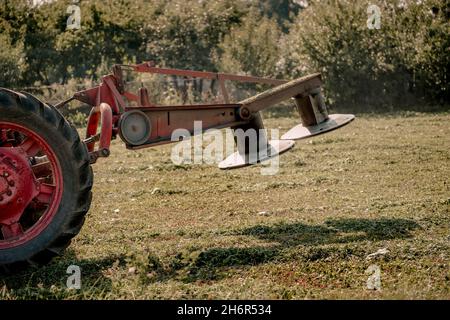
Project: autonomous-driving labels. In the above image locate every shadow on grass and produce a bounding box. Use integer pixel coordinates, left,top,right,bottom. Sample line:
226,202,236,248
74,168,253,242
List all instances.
179,218,420,282
0,250,127,298
0,218,422,289
240,218,420,246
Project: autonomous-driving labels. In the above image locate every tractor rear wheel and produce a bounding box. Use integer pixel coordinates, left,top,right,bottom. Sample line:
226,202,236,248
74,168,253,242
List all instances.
0,89,93,271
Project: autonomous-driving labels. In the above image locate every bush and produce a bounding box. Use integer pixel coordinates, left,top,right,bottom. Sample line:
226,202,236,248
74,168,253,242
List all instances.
0,34,25,87
144,0,246,70
0,0,247,87
282,0,449,111
213,13,287,102
214,13,283,78
1,0,447,113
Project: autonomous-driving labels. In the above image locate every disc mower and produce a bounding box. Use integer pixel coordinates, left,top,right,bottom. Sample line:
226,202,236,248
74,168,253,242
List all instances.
0,62,354,270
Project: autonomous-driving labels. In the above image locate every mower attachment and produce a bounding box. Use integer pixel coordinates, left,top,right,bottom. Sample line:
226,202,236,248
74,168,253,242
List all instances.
66,62,354,168
219,73,354,168
232,72,355,141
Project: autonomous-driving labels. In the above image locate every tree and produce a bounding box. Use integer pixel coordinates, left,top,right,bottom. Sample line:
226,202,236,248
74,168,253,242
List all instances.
282,0,449,110
214,13,283,78
0,34,25,87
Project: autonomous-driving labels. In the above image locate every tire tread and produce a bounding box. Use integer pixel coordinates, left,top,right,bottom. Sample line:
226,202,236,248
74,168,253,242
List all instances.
0,88,93,268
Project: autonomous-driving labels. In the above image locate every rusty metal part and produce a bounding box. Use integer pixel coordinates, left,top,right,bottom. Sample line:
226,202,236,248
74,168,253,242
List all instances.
239,107,251,120
121,62,287,106
83,133,101,145
294,94,318,127
138,87,152,107
123,104,244,148
238,73,322,114
129,62,287,86
112,64,125,94
86,103,113,163
282,85,355,140
310,88,329,122
88,148,111,164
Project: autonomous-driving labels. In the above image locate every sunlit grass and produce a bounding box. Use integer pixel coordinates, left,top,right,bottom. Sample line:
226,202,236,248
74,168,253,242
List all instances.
1,112,449,299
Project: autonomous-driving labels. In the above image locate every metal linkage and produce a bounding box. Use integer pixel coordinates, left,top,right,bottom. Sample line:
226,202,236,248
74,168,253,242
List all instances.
85,103,113,164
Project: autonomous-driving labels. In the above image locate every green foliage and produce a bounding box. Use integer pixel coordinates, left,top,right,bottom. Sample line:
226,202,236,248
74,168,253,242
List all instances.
26,0,151,84
282,0,449,110
406,0,450,104
0,0,247,86
0,0,29,44
214,14,283,78
65,110,87,127
0,0,28,87
250,0,304,28
0,0,447,111
145,0,246,70
0,34,24,87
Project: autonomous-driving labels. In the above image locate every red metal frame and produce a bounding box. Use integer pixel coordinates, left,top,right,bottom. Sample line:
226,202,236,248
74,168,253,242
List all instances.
69,61,291,161
73,61,287,109
65,61,325,163
85,103,113,162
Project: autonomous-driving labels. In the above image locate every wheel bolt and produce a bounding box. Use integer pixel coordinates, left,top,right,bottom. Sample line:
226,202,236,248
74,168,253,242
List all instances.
6,190,12,196
8,181,14,187
4,172,9,177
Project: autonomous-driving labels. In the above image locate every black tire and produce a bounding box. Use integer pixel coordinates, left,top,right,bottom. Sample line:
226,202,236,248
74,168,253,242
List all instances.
0,88,93,271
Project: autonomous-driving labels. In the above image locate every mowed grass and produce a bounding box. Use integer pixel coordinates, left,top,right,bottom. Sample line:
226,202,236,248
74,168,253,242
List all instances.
1,112,449,299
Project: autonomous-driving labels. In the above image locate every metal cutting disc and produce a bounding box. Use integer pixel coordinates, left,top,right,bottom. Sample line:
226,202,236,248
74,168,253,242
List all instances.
218,139,295,170
281,114,355,140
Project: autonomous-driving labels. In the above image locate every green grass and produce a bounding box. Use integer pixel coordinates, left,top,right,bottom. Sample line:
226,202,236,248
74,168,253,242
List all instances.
1,112,449,299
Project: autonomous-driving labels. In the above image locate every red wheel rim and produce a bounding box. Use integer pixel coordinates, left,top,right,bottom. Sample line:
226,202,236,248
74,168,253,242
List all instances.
0,122,63,249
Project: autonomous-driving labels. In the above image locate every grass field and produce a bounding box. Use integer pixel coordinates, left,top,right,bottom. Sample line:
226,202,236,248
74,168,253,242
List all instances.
1,112,449,299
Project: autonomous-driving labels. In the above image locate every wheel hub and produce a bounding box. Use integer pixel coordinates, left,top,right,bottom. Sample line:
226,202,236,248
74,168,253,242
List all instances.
0,147,39,224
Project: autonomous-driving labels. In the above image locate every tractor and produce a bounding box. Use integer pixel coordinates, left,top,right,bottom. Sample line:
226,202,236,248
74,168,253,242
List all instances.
0,62,354,270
